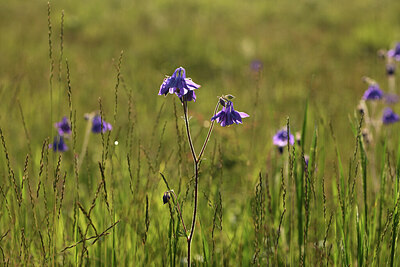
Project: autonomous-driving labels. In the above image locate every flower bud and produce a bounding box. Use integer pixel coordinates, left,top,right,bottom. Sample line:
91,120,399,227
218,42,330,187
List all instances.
163,192,171,204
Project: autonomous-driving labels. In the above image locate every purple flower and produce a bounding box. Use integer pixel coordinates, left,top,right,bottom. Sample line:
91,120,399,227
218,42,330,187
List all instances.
92,116,112,133
388,43,400,61
273,129,295,150
50,135,68,152
362,84,383,101
158,67,200,102
163,192,170,204
211,100,249,127
382,107,400,124
55,117,71,136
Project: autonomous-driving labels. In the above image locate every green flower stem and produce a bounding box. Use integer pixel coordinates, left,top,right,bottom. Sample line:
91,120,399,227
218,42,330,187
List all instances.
77,113,95,173
181,98,221,266
198,100,220,162
181,100,197,267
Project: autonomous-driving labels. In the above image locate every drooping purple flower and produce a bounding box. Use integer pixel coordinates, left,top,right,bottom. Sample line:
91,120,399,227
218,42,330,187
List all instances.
382,107,400,124
91,116,112,133
362,84,383,101
50,135,68,152
387,43,400,61
163,192,170,204
211,100,249,127
273,129,295,152
55,117,71,136
158,67,200,102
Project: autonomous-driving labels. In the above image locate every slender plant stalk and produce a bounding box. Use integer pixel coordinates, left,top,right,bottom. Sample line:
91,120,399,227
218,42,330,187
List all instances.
182,101,197,162
181,100,197,267
181,98,220,266
198,101,220,161
77,113,95,173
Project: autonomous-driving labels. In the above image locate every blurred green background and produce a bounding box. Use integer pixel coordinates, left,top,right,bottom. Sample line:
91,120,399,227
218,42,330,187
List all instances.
1,0,399,154
1,0,400,265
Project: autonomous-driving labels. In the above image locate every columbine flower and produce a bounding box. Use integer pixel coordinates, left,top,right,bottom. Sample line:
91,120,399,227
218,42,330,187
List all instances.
382,107,400,124
362,84,383,101
55,116,71,136
273,129,295,153
211,100,249,127
388,43,400,61
158,67,200,101
91,116,112,133
50,135,68,152
163,192,170,204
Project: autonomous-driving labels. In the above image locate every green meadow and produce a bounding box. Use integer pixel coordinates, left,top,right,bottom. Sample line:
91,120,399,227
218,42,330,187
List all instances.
1,0,400,265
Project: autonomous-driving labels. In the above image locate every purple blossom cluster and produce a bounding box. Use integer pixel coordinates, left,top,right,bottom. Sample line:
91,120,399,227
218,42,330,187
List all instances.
50,117,72,152
50,114,112,153
158,67,249,127
361,81,399,125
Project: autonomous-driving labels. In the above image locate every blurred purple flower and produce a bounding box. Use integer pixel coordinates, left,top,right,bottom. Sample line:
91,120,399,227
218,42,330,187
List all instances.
55,117,71,136
388,43,400,61
362,84,383,101
382,107,400,124
250,59,263,72
211,100,249,127
50,135,68,152
273,129,295,150
158,67,200,102
92,116,112,133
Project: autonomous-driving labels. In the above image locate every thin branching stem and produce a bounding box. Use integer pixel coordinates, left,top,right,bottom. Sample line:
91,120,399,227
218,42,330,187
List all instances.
181,99,199,267
182,100,197,163
198,100,220,162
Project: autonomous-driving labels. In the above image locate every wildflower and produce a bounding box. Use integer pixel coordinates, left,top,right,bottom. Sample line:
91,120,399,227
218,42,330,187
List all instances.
362,84,383,101
273,129,294,153
387,43,400,61
382,107,400,124
55,116,71,136
50,135,68,152
211,100,249,127
163,192,170,204
158,67,200,101
91,116,112,133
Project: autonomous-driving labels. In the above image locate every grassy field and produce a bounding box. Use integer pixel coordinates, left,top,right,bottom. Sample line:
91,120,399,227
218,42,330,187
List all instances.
1,0,400,265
